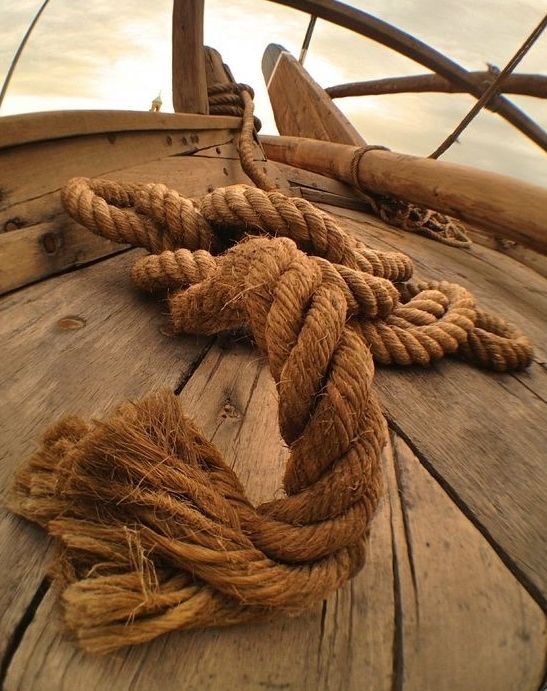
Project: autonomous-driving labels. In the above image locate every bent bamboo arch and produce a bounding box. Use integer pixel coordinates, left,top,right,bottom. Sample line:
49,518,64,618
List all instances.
326,72,547,100
267,0,547,152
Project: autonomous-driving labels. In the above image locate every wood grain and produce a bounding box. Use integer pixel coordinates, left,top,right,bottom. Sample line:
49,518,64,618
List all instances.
261,135,547,254
0,127,235,211
0,251,212,663
383,432,545,691
172,0,208,114
0,110,238,150
262,44,365,145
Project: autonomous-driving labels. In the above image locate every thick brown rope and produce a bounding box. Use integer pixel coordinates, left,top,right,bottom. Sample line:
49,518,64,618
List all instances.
61,177,529,371
207,82,274,191
10,77,535,654
10,173,534,653
12,236,385,652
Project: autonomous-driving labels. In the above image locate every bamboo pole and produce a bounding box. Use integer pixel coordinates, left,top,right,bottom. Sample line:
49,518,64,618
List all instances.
172,0,209,114
260,134,547,254
0,0,51,112
268,0,547,152
326,73,547,100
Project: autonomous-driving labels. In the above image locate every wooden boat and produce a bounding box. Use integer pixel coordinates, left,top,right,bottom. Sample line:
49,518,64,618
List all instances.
0,2,545,689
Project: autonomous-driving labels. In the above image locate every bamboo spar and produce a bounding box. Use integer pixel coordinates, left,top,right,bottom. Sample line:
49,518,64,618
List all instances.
260,135,547,254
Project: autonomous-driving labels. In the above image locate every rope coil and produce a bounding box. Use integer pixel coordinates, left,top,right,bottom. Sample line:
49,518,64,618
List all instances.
10,174,533,653
9,78,534,654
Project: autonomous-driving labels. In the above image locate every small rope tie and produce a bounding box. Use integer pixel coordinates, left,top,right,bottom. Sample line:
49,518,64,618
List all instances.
349,146,472,248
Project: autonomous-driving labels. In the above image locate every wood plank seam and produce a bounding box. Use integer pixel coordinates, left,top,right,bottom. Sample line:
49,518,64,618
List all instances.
0,576,49,687
386,416,547,611
1,245,132,299
389,513,404,691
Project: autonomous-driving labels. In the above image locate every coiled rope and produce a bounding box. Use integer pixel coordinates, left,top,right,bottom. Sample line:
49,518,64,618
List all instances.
10,79,533,655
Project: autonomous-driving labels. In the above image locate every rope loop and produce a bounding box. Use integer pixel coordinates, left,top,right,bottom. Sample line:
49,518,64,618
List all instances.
10,77,534,653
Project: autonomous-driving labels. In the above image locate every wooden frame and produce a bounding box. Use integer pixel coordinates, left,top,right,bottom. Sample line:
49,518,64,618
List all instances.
267,0,547,151
326,72,547,100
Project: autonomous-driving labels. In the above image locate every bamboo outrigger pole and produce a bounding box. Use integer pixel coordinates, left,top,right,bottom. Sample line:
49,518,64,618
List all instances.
0,0,51,112
260,135,547,255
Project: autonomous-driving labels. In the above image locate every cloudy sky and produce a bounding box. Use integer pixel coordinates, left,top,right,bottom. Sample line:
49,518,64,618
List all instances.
1,0,545,185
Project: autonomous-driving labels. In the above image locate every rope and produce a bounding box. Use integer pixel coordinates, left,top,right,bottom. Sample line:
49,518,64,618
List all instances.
10,175,533,652
211,80,472,248
349,146,472,248
429,12,547,159
9,77,534,654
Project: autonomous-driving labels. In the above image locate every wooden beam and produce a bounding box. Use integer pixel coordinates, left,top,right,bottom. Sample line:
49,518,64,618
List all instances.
260,134,547,254
267,0,547,152
326,72,547,99
262,44,365,145
0,110,240,150
172,0,209,114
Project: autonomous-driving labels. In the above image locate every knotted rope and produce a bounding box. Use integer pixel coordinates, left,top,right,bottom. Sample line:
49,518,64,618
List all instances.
349,147,472,248
10,175,533,653
61,177,530,370
10,82,533,653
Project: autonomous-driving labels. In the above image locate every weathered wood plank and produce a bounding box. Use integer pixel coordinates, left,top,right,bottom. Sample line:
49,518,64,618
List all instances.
0,150,289,296
0,218,128,295
0,110,239,150
172,1,209,114
383,432,545,691
262,44,365,146
324,206,547,603
3,341,544,689
0,128,237,212
0,251,212,663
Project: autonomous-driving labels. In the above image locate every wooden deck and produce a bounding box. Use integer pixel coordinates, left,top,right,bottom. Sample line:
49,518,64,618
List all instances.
0,115,546,690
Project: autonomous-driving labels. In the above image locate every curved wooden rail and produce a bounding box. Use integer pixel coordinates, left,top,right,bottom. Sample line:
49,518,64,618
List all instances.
0,110,240,150
261,134,547,254
267,0,547,152
326,72,547,100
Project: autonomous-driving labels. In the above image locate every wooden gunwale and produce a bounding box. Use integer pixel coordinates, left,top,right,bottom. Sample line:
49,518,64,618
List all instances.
0,110,241,149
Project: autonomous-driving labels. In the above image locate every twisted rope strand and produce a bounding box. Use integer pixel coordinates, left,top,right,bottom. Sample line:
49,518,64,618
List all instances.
11,141,534,654
63,176,532,372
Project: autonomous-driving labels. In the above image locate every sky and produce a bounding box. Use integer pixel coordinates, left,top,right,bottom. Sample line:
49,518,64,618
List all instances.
1,0,546,186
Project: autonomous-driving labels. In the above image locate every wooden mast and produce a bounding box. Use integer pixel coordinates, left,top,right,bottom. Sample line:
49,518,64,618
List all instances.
172,0,209,114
